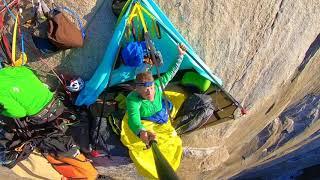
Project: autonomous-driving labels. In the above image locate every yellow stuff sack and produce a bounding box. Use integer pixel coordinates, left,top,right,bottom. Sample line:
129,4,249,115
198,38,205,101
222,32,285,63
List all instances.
12,151,62,180
121,91,186,179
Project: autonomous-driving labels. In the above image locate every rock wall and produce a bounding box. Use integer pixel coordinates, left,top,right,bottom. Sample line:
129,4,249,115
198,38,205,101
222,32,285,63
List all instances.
156,0,320,178
156,0,320,109
178,49,320,179
232,94,320,179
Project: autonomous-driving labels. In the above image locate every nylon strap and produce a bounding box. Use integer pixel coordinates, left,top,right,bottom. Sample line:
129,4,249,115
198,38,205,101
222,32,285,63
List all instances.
128,4,138,21
128,3,156,33
11,13,18,65
137,5,147,33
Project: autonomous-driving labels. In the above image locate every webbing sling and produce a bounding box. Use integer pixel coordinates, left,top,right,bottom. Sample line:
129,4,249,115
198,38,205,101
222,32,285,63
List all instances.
11,12,27,66
11,12,18,64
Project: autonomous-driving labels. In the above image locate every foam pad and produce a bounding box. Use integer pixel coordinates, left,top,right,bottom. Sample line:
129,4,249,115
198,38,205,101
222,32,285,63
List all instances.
181,71,211,92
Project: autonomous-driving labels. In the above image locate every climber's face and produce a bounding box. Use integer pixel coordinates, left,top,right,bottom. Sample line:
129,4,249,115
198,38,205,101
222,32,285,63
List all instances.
136,81,155,101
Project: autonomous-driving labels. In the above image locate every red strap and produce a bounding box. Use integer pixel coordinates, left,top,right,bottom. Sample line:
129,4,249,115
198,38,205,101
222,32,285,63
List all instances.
1,34,12,61
0,0,20,62
0,15,3,27
0,0,19,14
241,108,248,115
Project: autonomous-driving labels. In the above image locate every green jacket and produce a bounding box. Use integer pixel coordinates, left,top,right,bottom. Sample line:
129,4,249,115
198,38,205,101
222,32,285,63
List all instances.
0,66,53,118
126,55,183,135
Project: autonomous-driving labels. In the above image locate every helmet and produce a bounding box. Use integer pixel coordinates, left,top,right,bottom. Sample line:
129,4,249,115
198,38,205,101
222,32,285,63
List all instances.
66,77,85,92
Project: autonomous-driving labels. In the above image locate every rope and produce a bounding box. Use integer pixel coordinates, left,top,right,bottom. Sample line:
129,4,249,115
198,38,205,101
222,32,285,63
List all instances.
1,0,16,19
24,38,65,85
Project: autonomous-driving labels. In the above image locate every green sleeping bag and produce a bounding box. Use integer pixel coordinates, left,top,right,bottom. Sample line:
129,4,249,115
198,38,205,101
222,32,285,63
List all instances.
0,66,53,118
180,72,211,92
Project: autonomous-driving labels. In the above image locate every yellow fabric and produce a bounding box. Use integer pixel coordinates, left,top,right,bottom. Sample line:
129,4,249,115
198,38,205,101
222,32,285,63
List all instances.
11,14,18,65
137,6,148,33
14,53,28,66
12,151,62,180
128,3,155,33
121,91,187,179
128,4,139,22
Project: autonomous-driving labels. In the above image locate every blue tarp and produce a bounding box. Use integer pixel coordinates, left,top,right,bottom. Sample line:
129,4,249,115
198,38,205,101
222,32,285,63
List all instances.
75,0,223,106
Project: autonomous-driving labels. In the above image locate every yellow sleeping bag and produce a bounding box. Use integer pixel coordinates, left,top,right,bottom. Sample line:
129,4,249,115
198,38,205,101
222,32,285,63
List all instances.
121,91,186,179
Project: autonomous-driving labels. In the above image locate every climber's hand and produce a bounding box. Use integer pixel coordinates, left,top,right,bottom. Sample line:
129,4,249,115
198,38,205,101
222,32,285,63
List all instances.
140,130,156,146
178,44,187,56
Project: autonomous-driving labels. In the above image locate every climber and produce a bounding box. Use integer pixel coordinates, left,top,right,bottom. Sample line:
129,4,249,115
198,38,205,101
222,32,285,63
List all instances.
126,43,186,145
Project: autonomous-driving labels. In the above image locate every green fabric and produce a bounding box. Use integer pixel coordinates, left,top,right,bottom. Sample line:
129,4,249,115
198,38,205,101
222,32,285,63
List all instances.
126,55,183,135
0,66,53,118
181,71,211,92
115,93,127,109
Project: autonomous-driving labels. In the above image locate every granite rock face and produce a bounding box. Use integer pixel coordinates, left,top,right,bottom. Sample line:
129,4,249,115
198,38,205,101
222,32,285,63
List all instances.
1,0,319,179
157,0,320,108
156,0,320,178
229,94,320,179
